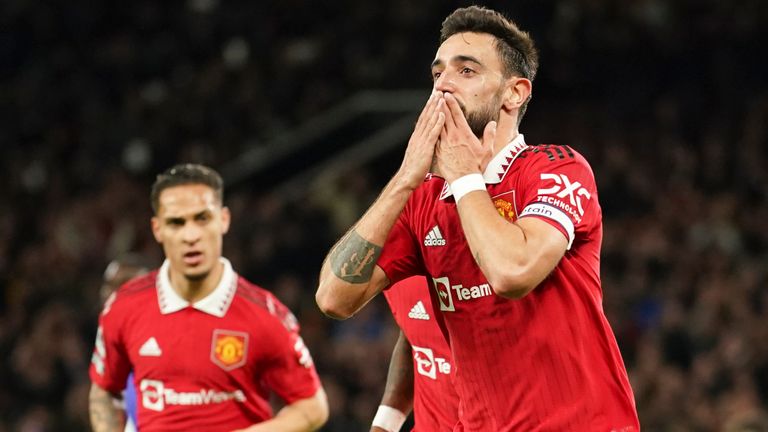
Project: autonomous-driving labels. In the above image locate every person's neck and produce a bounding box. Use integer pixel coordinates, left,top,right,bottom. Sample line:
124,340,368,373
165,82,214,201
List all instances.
491,114,520,158
169,259,224,303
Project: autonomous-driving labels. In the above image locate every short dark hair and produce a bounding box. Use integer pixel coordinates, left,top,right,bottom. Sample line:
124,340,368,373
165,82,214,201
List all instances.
440,6,539,121
150,163,224,214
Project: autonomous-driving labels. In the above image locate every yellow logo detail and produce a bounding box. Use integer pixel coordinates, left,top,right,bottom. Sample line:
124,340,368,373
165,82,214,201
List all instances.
211,330,248,370
494,198,516,221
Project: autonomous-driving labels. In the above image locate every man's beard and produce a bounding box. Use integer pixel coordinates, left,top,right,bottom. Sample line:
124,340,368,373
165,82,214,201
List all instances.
461,90,503,138
430,90,503,174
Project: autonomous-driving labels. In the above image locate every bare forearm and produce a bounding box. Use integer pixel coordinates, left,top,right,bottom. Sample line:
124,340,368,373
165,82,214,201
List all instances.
317,92,445,318
317,175,414,318
89,384,125,432
456,192,525,272
379,332,414,414
455,192,565,298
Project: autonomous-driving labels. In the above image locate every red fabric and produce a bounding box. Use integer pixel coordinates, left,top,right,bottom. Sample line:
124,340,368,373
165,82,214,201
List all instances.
384,276,460,431
89,272,320,432
378,145,639,431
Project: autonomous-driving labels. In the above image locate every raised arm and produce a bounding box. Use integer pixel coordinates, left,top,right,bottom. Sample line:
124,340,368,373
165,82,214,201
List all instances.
371,330,414,432
89,384,126,432
436,92,568,299
316,93,445,319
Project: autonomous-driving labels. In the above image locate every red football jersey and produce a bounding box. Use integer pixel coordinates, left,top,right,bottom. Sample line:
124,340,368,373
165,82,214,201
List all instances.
384,276,460,431
379,135,639,431
89,259,321,432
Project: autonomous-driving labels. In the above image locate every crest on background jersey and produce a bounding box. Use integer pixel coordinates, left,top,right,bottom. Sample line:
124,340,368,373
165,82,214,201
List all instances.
211,329,248,371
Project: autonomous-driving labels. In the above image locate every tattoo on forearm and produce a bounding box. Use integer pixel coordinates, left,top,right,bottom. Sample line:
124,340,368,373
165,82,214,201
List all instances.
330,230,382,283
89,387,124,432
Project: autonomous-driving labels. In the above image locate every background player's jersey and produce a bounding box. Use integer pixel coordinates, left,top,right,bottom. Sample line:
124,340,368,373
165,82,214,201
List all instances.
89,259,320,432
379,136,639,431
384,276,459,432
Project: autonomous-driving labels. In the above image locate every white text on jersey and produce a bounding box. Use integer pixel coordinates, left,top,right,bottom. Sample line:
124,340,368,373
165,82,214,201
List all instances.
536,173,591,223
432,276,493,312
412,345,451,379
140,379,246,412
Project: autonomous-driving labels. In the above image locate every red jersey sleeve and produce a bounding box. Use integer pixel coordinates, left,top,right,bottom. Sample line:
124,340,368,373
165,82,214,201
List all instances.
89,293,132,394
260,305,321,404
516,146,600,249
378,196,423,285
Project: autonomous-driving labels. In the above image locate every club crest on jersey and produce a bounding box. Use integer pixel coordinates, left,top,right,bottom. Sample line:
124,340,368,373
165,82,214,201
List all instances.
493,198,516,221
211,329,248,371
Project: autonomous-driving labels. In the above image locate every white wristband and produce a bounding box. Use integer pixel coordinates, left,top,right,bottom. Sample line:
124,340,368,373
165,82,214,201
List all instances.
450,173,486,203
372,405,407,432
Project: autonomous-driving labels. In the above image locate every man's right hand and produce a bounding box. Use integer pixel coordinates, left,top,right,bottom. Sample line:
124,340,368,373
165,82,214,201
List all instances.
397,92,445,189
317,96,444,320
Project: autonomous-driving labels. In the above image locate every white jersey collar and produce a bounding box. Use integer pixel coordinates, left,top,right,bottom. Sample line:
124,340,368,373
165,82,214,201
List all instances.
157,257,237,317
439,134,528,200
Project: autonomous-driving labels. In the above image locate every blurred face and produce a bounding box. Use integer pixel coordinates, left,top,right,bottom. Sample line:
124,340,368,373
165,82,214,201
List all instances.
431,32,506,137
151,184,230,282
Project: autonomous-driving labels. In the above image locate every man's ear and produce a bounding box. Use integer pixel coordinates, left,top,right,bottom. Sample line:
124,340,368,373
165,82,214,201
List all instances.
151,216,162,243
220,207,231,235
502,77,532,112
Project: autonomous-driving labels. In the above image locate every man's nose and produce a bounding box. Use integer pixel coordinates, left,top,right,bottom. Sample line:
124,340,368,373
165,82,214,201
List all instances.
433,71,455,93
181,223,202,243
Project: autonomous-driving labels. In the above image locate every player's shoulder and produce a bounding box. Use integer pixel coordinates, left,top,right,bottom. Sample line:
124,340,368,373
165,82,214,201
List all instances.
518,143,595,177
116,271,157,300
113,271,156,302
235,277,300,333
119,271,157,294
101,271,157,318
384,276,429,313
519,143,588,165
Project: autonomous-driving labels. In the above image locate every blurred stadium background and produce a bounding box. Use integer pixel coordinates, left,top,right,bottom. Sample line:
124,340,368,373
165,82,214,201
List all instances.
1,0,767,430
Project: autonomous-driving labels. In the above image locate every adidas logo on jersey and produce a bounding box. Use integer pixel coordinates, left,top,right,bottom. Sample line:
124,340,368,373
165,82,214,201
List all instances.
139,337,162,357
408,301,430,320
424,225,446,247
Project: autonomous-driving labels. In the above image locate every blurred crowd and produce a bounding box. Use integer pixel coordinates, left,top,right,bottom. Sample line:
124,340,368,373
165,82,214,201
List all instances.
1,0,767,431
